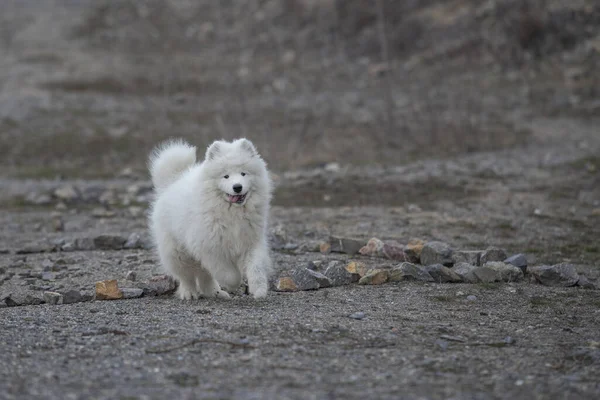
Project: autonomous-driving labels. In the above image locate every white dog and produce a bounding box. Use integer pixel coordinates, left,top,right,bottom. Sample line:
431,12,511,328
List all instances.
148,138,273,300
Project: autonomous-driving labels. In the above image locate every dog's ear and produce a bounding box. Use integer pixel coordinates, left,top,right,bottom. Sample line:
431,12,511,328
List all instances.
237,139,257,156
205,141,222,161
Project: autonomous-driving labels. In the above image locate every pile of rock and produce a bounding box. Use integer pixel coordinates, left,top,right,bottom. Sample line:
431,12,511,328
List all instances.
274,237,597,292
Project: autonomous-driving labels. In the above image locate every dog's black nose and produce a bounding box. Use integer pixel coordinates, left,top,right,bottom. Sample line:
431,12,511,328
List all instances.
233,184,243,193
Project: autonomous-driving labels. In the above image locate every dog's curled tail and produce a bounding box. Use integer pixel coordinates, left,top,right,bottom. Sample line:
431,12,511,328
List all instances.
149,139,196,191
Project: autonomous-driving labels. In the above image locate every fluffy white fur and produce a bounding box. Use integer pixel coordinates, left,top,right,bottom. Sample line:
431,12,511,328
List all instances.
148,138,273,300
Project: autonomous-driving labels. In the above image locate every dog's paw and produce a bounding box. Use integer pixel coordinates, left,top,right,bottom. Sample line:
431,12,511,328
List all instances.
177,286,198,301
250,286,268,299
215,289,231,300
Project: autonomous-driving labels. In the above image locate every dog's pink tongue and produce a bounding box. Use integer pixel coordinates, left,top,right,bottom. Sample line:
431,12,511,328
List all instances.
228,195,241,203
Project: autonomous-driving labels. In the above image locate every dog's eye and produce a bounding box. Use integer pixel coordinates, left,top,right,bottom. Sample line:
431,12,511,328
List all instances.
224,175,229,179
241,172,246,176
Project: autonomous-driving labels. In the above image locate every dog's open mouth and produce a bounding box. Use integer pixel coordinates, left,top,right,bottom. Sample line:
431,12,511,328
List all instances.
227,194,247,204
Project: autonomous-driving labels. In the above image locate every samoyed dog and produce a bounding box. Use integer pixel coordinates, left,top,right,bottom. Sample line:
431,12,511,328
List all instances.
148,138,273,300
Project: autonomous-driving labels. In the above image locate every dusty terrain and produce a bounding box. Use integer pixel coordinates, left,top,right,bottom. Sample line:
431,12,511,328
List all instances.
0,1,599,399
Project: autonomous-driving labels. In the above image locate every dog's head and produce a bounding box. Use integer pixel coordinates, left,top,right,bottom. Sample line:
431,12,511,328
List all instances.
203,138,271,207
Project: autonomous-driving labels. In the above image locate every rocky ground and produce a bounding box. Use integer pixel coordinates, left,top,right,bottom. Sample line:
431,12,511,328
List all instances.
1,0,599,399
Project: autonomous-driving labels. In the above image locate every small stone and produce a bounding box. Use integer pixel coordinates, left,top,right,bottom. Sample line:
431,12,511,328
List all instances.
466,295,477,301
504,254,528,273
577,275,598,289
43,291,63,305
142,275,177,296
319,242,332,254
121,288,144,299
358,269,389,285
62,289,84,304
348,312,365,320
275,277,298,292
289,268,322,291
125,271,137,282
16,243,53,254
389,262,434,282
529,263,580,287
404,238,425,263
382,242,406,261
483,262,524,282
473,267,500,283
41,272,55,281
345,261,368,277
359,238,386,258
62,238,95,252
421,241,454,267
329,236,365,255
424,264,462,283
306,260,322,271
452,250,483,266
93,235,127,250
324,261,360,286
452,263,479,283
480,247,508,265
54,185,79,202
95,280,123,300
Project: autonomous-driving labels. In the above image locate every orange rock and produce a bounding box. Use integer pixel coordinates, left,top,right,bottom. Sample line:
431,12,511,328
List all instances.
95,279,123,300
319,242,332,254
275,277,298,292
358,269,389,285
345,261,368,277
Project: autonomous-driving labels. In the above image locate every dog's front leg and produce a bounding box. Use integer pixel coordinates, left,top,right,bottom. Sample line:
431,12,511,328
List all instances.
245,241,271,299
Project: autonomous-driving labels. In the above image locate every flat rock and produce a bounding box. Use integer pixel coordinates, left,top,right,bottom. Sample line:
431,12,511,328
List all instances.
452,262,479,283
424,264,462,283
485,261,524,282
389,262,434,282
289,268,321,291
93,235,127,250
452,250,483,266
329,236,365,255
305,269,332,288
473,267,501,283
95,280,123,300
62,290,84,304
358,269,389,285
16,243,54,254
504,254,528,273
421,241,454,267
480,247,508,265
324,261,360,286
142,275,177,296
121,288,144,299
529,263,580,287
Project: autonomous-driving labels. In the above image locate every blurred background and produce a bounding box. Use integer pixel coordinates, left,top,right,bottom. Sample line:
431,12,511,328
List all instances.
0,0,598,178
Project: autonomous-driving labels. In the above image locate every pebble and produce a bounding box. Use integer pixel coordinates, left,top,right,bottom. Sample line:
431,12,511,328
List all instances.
324,261,360,286
452,262,479,283
43,291,63,305
142,275,177,296
62,289,84,304
483,262,524,282
466,295,477,301
304,269,332,288
421,241,454,267
95,280,123,300
53,185,79,202
348,312,365,320
529,263,580,287
275,277,298,292
121,288,144,299
329,236,366,255
404,238,425,263
345,261,368,277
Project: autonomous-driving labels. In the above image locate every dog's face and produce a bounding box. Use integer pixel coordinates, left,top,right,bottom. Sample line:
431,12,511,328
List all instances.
204,138,268,207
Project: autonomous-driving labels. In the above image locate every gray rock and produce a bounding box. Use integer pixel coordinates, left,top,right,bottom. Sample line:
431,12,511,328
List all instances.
323,261,359,286
94,235,127,250
289,268,321,291
62,238,96,252
121,288,144,299
529,263,580,287
473,267,501,283
142,275,177,296
62,289,84,304
125,271,137,282
306,260,322,271
421,241,454,267
504,254,528,273
16,243,54,254
452,262,479,283
577,275,598,289
123,233,142,249
480,247,508,265
304,269,332,288
466,295,477,301
484,261,524,282
43,291,63,305
54,185,79,201
388,262,434,282
329,236,365,255
452,250,483,266
348,312,365,320
41,272,55,281
424,264,462,283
